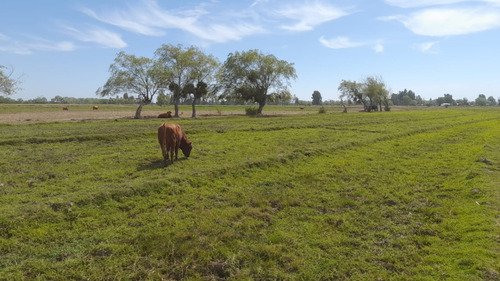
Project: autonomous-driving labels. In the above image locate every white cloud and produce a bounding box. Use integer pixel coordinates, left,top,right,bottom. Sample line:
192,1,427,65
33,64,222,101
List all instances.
82,0,265,43
80,6,166,36
485,0,500,6
276,2,349,31
37,41,75,52
398,8,500,36
63,25,127,48
0,34,76,55
22,35,77,52
415,41,439,53
320,36,385,53
0,44,32,55
319,36,365,49
385,0,500,8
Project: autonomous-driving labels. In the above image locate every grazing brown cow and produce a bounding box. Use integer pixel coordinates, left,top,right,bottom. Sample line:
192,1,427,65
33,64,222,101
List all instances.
158,111,172,118
62,107,69,111
93,106,99,110
158,123,192,165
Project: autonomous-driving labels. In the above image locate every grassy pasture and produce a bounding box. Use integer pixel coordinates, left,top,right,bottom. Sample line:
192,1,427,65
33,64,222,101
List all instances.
0,107,499,280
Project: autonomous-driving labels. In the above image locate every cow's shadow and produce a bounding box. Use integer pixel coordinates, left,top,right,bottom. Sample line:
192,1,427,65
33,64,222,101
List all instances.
137,160,164,171
137,158,188,171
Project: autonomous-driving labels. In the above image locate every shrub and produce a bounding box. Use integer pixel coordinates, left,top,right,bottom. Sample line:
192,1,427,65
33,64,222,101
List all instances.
318,107,326,114
245,106,259,116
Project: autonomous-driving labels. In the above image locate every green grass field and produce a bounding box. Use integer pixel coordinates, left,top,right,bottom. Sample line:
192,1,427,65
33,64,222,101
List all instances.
0,107,499,280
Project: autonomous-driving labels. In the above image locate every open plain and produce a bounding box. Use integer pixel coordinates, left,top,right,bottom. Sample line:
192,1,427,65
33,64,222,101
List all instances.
0,105,499,280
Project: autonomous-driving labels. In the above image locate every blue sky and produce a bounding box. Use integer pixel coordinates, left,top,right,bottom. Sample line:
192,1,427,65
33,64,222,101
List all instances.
1,0,500,102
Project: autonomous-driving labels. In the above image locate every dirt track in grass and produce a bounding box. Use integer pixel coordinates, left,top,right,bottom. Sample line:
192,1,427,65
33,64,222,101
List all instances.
0,109,319,124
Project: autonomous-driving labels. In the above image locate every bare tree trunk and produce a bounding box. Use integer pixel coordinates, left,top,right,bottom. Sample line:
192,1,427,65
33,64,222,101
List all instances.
174,102,179,118
134,103,143,119
257,102,265,114
191,99,197,118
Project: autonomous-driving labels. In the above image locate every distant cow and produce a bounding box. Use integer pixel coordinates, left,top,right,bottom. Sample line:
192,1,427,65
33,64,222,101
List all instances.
93,106,99,110
62,107,68,111
158,123,192,166
158,111,172,118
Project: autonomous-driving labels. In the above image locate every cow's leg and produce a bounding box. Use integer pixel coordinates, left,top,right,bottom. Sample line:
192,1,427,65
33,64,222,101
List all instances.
161,145,168,166
158,126,168,166
169,146,175,164
173,138,180,160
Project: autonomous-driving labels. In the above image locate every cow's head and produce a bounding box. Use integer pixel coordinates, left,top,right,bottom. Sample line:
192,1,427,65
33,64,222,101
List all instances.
180,140,192,158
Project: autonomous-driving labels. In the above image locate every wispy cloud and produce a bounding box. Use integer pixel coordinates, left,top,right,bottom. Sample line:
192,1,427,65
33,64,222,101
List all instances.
28,41,76,52
390,7,500,36
80,5,170,36
0,44,32,55
384,0,472,8
63,25,127,48
277,2,349,31
415,41,439,53
319,36,385,53
319,36,365,49
0,34,75,55
82,0,265,43
383,0,500,36
385,0,500,8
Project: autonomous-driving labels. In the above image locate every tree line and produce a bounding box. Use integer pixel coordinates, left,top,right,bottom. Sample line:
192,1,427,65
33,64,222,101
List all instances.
3,50,499,113
95,45,297,118
390,90,499,107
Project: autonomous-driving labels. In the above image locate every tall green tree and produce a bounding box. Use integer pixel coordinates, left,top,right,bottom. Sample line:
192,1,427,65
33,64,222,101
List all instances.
96,51,165,118
218,49,297,114
189,50,219,117
363,76,389,111
0,65,22,96
487,96,497,106
311,90,322,105
436,94,455,106
475,95,487,106
155,44,195,117
391,89,416,106
338,80,367,109
155,44,218,118
338,77,390,111
456,98,469,106
443,93,455,104
191,81,207,117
